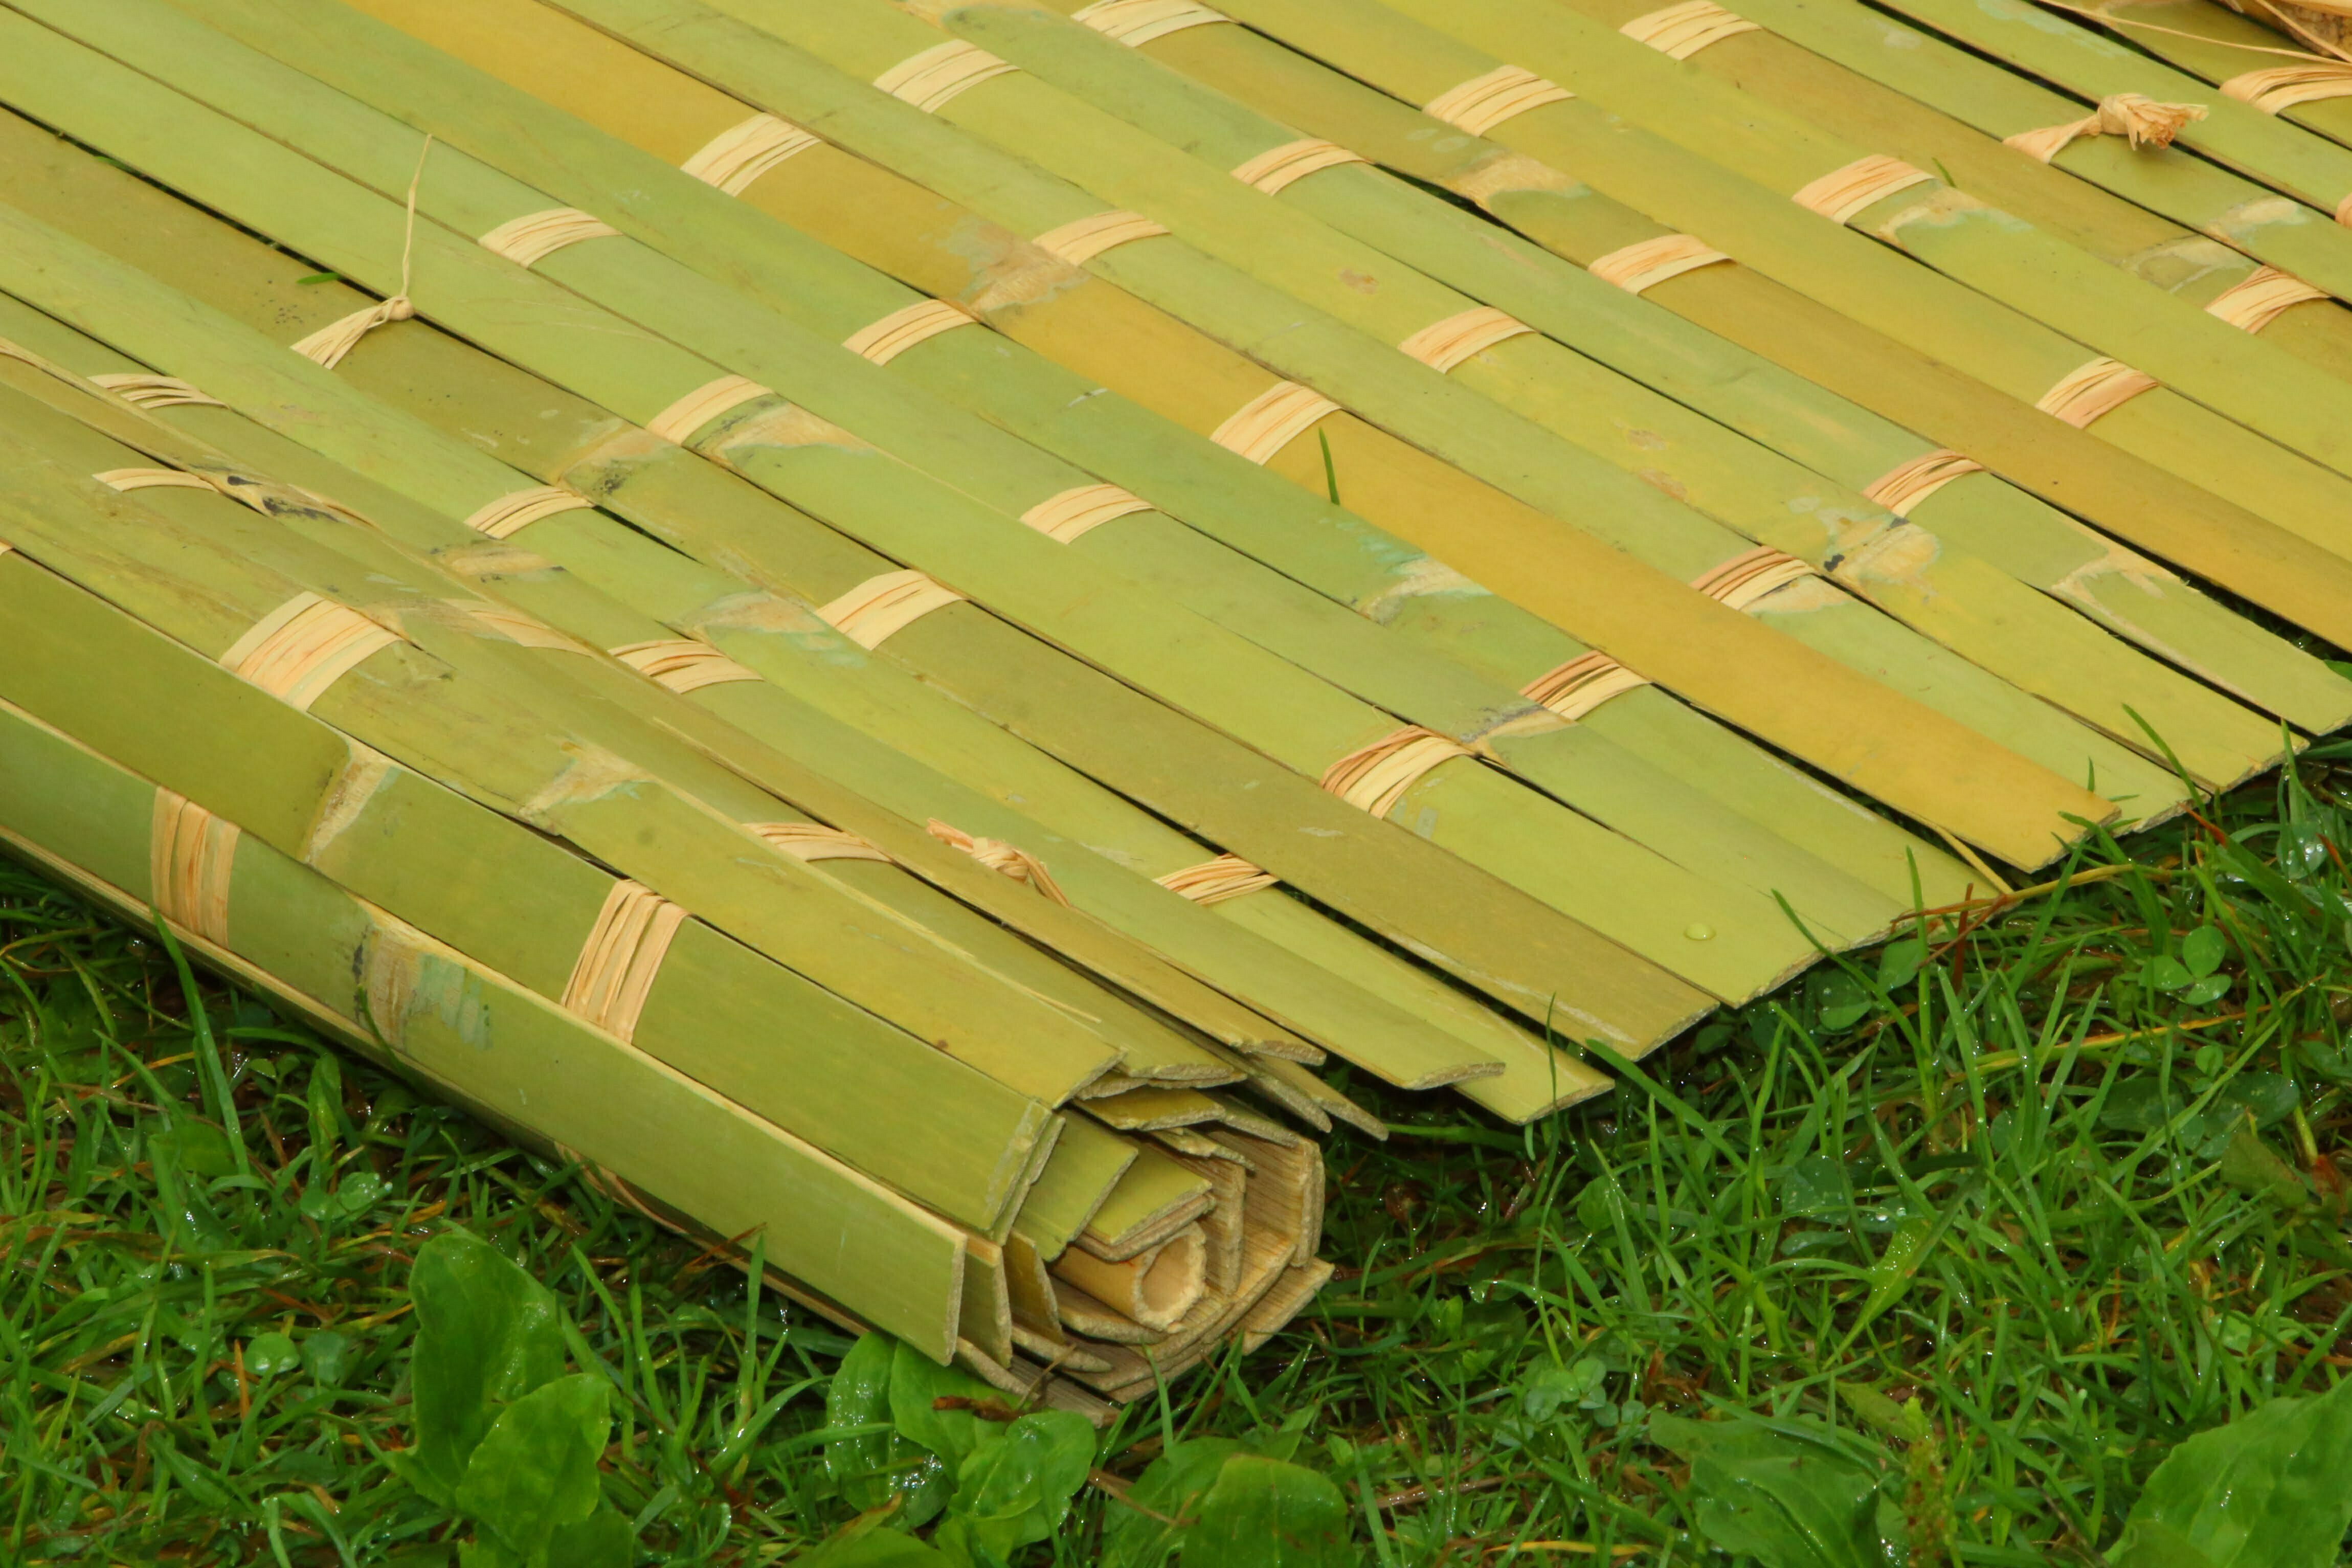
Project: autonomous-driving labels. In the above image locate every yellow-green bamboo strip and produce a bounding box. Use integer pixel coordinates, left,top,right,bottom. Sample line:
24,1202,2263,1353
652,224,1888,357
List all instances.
324,0,1987,912
0,17,1855,997
0,451,1057,1231
877,0,2294,796
1662,0,2352,384
557,0,2166,851
0,152,1674,1081
0,699,980,1361
1015,1114,1140,1258
1199,0,2352,589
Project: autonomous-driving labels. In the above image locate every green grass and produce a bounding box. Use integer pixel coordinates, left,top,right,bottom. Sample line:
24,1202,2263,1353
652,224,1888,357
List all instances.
5,745,2351,1564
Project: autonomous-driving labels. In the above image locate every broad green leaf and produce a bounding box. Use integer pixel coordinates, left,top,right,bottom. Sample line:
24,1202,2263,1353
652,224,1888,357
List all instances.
1521,1358,1608,1420
455,1372,609,1561
2181,975,2231,1007
2115,1375,2352,1567
2218,1123,2309,1211
2147,955,2195,993
1102,1438,1245,1568
1874,937,1927,992
798,1525,947,1566
546,1505,633,1568
406,1228,566,1500
1837,1384,1928,1444
827,1334,949,1524
301,1329,349,1385
244,1331,298,1379
886,1341,997,1468
1654,1415,1903,1568
1181,1455,1353,1567
949,1409,1096,1558
2182,927,2226,978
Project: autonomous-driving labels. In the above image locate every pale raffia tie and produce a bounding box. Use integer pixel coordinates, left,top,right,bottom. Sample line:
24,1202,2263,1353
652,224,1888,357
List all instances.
2036,357,2158,429
875,40,1019,112
1023,483,1154,543
462,486,593,540
151,788,239,946
1073,0,1231,46
646,375,773,445
745,821,891,864
1320,727,1471,818
608,638,763,694
1033,210,1169,265
1519,651,1650,721
1620,1,1759,59
1588,234,1732,295
816,570,967,649
927,819,1072,904
2004,94,2208,161
843,299,978,366
1862,450,1985,517
95,467,215,495
681,114,819,195
221,593,404,711
562,880,688,1044
1692,546,1815,611
1211,382,1340,464
2205,266,2329,334
89,373,225,410
1791,155,1935,223
2224,62,2352,114
1423,65,1572,136
293,136,433,370
1230,139,1367,195
1398,308,1533,373
1155,853,1277,906
477,208,623,268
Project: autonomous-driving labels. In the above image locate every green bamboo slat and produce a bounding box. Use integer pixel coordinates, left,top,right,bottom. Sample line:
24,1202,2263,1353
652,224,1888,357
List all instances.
0,143,1692,1061
0,694,974,1360
2073,0,2352,155
1060,3,2352,737
1198,0,2352,597
0,11,1836,1002
0,443,1057,1231
1014,1114,1139,1258
123,0,1931,948
898,0,2294,797
326,0,1987,913
524,0,2135,870
1656,0,2352,383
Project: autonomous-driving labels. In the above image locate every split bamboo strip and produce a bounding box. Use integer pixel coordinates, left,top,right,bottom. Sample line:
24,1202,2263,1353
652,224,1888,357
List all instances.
1355,0,2352,497
184,0,1978,938
522,0,2130,868
0,14,1853,1002
0,441,1057,1231
0,696,978,1361
882,0,2296,794
0,161,1643,1096
2088,0,2352,149
322,0,1988,911
1048,1,2352,732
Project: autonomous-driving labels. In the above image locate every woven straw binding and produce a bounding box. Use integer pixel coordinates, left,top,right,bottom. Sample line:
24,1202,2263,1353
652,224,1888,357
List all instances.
222,593,402,711
151,789,238,946
2036,357,2158,429
2206,265,2329,334
2224,62,2352,114
1520,651,1650,721
562,880,688,1044
462,485,592,540
681,113,819,194
1588,234,1732,294
477,208,622,268
2339,193,2352,229
1621,1,1760,59
1692,546,1815,611
96,467,213,494
1320,726,1471,817
1230,138,1367,195
1073,0,1231,45
647,375,772,444
1034,210,1170,265
1791,155,1935,223
1862,449,1985,517
746,821,891,864
2003,94,2207,162
928,819,1071,904
1023,482,1154,543
290,297,415,370
89,372,225,410
875,40,1018,112
1156,853,1277,906
1211,382,1340,464
609,638,761,693
1423,65,1573,136
817,569,968,648
843,299,978,365
1397,307,1533,373
459,602,584,652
